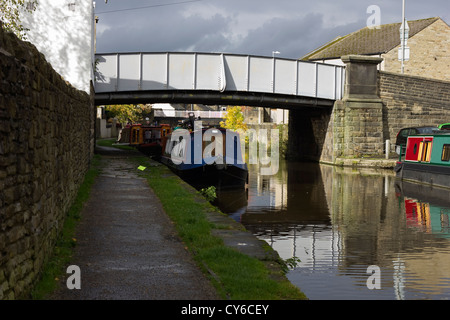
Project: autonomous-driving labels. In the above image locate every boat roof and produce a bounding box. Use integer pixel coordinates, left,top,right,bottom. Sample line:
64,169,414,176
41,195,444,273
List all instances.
408,131,450,137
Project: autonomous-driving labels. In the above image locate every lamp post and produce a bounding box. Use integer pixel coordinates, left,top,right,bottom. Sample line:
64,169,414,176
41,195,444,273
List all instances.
399,0,409,73
269,50,279,124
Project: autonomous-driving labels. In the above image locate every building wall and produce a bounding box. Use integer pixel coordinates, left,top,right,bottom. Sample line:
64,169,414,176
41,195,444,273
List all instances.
0,26,94,299
383,19,450,81
378,71,450,143
21,0,95,93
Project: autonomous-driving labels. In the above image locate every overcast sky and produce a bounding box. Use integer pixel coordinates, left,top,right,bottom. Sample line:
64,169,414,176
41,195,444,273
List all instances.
94,0,449,59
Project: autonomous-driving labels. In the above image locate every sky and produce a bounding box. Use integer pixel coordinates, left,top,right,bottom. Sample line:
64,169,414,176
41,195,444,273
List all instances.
94,0,449,59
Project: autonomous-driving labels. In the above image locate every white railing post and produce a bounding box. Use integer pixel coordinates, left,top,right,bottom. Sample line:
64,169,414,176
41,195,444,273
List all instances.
139,53,143,90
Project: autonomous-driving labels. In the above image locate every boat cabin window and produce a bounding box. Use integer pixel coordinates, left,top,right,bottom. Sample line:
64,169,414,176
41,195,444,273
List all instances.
418,141,432,162
442,144,450,162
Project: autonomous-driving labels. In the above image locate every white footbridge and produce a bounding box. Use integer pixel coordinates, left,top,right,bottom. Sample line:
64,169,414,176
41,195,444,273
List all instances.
94,52,345,108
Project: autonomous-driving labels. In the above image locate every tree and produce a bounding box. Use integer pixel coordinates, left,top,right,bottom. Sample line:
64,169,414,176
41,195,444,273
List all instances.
105,104,152,125
220,106,248,132
0,0,38,40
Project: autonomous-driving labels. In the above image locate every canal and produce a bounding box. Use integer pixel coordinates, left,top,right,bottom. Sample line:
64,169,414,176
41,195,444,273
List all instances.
214,160,450,300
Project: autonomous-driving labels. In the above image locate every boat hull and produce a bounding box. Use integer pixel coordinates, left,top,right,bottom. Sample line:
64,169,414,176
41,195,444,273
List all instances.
160,156,248,188
395,161,450,190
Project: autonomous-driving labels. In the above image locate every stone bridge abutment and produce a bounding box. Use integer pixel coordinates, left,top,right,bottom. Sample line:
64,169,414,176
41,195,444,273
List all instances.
288,55,450,164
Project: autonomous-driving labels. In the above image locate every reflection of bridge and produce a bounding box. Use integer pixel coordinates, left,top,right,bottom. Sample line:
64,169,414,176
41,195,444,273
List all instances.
94,52,345,108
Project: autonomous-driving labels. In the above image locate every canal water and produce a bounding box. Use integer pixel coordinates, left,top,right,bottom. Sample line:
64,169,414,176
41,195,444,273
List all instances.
214,160,450,300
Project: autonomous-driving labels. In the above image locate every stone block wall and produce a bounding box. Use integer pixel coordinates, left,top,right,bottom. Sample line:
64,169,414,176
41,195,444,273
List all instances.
379,71,450,143
323,56,385,160
0,26,94,299
318,56,450,164
332,100,384,157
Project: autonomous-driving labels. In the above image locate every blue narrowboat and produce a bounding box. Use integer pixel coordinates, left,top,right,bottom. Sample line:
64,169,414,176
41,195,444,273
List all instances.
160,126,248,187
395,132,450,189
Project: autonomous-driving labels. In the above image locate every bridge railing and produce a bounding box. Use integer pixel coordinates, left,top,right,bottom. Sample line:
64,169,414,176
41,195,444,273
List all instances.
153,110,226,118
95,52,345,101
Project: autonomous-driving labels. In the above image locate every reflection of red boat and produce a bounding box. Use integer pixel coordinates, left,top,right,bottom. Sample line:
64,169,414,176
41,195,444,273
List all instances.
395,181,450,238
119,123,172,156
404,197,430,230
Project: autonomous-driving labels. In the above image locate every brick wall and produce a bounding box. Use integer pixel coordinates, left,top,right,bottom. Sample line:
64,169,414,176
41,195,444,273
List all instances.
379,71,450,143
0,26,94,299
383,18,450,81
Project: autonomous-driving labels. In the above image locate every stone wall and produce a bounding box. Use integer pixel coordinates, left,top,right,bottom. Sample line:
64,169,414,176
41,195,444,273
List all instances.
322,56,385,161
317,55,450,164
379,71,450,144
330,99,384,159
0,26,94,299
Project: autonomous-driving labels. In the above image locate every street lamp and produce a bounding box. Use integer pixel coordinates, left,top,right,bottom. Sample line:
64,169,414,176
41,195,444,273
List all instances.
272,51,280,58
399,0,410,73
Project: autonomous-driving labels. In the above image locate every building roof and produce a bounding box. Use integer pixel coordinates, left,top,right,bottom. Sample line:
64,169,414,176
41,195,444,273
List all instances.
302,17,441,61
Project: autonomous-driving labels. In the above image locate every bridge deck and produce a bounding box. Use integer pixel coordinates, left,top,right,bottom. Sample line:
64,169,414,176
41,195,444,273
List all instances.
94,52,344,107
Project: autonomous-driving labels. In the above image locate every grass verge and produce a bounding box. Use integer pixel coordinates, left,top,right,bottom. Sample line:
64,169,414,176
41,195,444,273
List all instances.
133,155,307,300
30,155,101,299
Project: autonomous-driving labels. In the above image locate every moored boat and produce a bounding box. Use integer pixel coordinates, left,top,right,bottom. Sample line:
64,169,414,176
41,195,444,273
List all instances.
160,125,248,187
395,132,450,189
119,123,172,156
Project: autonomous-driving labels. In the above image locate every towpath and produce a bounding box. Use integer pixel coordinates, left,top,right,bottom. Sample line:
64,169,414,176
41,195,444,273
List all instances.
49,146,219,300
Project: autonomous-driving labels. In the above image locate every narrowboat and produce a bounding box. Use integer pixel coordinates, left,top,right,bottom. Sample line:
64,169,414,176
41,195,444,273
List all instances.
160,126,248,187
395,132,450,189
120,123,172,156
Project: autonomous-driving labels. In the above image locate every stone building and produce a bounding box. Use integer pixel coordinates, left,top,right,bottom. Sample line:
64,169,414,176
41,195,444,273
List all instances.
302,17,450,81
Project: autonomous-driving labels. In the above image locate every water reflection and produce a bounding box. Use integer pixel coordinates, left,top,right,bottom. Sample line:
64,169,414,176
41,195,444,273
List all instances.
215,161,450,300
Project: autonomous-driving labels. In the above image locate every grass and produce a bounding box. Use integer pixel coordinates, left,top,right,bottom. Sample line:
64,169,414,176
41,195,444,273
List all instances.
30,155,101,299
132,155,307,300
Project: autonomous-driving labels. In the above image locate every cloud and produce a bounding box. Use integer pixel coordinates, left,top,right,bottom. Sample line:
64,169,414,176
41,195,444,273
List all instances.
212,12,366,58
94,0,450,58
96,8,233,53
